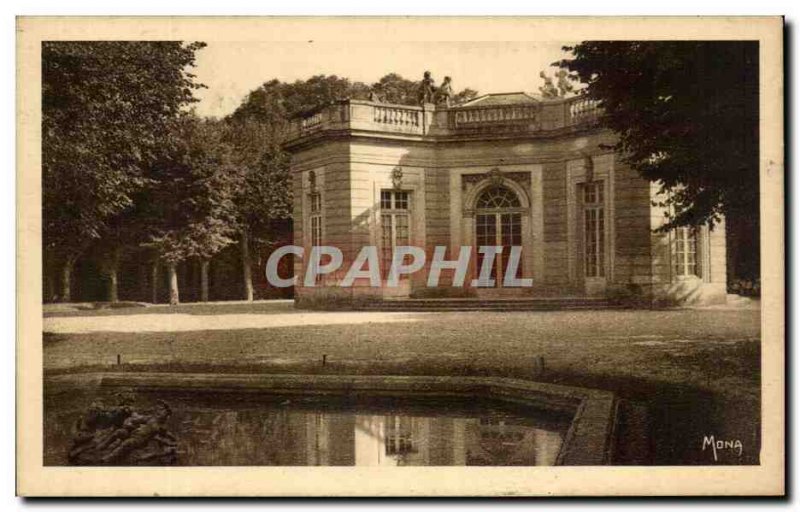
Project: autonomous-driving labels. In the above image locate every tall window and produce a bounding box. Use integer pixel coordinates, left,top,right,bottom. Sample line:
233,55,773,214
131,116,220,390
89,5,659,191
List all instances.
583,181,605,278
384,416,416,457
672,227,698,277
381,190,410,278
310,193,322,247
309,193,323,284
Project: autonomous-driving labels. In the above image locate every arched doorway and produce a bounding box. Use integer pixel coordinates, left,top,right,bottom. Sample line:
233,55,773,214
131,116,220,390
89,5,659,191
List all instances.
474,185,524,287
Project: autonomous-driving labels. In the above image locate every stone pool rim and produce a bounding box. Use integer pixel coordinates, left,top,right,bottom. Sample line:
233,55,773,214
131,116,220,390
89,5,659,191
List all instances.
45,372,617,466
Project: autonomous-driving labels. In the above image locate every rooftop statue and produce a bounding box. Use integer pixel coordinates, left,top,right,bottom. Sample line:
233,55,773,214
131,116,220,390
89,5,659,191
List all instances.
417,71,437,105
435,76,454,107
556,69,574,97
368,83,384,103
538,71,559,99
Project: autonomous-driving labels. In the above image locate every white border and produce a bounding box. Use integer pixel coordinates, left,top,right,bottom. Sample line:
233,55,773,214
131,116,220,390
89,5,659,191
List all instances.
6,4,795,510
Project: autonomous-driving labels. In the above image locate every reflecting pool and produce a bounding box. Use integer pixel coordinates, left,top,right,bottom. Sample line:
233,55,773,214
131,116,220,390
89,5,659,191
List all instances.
44,388,572,466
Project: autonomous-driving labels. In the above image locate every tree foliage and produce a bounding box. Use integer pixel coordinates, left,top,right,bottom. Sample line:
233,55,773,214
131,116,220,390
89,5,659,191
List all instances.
279,75,369,116
143,116,238,264
557,41,759,230
453,87,480,105
371,73,419,105
42,41,207,263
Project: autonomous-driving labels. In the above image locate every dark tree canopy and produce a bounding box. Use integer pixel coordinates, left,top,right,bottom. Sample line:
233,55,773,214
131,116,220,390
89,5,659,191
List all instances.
372,73,419,105
558,41,759,230
42,41,207,262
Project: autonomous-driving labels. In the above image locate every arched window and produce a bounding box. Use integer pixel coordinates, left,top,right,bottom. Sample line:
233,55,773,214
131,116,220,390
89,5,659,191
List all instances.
474,185,523,287
476,186,521,210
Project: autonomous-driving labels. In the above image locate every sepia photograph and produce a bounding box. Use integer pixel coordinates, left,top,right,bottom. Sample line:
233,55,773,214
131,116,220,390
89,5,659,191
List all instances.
16,16,784,496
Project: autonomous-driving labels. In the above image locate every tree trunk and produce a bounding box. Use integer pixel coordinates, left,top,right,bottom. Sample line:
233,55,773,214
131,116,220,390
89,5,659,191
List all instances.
167,262,180,305
44,265,55,303
200,259,210,302
139,264,149,302
60,258,73,303
107,264,119,303
151,261,160,304
241,229,254,301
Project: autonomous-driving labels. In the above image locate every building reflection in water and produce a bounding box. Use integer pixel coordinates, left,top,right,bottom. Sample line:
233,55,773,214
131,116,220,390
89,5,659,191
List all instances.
351,414,562,466
44,393,568,466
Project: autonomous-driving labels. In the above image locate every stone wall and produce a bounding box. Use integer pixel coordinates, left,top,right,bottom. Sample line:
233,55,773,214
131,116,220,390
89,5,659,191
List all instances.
611,161,655,294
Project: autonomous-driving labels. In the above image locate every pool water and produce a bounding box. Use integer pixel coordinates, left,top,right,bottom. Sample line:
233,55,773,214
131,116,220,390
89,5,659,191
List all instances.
44,388,572,466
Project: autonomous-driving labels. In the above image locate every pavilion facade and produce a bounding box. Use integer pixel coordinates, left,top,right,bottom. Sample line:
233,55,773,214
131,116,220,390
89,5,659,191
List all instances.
283,93,727,306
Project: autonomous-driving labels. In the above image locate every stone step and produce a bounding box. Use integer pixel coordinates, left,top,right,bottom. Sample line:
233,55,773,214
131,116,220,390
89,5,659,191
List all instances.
391,297,605,300
358,302,613,308
356,307,626,312
360,299,613,303
353,298,624,312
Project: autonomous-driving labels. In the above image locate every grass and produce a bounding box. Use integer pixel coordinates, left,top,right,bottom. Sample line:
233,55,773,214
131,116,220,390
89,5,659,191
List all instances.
43,304,761,465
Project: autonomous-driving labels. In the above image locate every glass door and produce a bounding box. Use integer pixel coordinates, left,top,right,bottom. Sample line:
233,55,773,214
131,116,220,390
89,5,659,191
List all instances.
475,213,499,287
475,212,522,287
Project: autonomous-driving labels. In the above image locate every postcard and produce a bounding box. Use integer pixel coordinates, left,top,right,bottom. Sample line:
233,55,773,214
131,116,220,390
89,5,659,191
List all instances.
17,16,784,496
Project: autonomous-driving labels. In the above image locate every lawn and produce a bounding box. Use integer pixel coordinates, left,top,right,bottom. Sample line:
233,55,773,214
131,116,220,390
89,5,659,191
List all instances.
43,302,761,465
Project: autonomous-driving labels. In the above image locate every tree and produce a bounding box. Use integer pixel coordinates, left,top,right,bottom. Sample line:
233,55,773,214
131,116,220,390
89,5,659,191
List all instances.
280,75,370,115
373,73,419,104
453,87,479,105
557,42,759,232
225,76,359,300
143,116,238,304
92,212,142,303
42,41,206,302
226,82,292,301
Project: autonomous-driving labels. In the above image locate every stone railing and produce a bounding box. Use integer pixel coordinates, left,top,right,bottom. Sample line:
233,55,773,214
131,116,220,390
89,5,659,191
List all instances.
289,100,426,140
372,104,421,128
444,96,600,133
300,110,325,132
286,96,602,145
567,97,602,125
448,104,540,130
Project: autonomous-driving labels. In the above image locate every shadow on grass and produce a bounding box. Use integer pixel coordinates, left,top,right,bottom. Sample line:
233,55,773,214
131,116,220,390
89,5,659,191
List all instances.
544,368,760,466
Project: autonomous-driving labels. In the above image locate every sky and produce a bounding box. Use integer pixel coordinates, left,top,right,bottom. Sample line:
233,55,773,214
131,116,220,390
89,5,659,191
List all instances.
190,41,575,118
